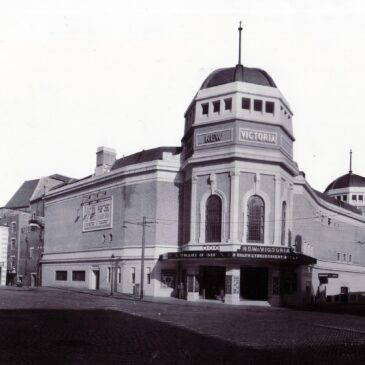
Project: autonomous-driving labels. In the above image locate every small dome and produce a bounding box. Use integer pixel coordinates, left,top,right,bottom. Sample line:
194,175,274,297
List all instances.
201,65,277,89
325,173,365,192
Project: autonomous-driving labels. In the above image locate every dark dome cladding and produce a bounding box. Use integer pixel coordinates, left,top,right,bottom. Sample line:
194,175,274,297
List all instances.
201,66,277,89
325,173,365,193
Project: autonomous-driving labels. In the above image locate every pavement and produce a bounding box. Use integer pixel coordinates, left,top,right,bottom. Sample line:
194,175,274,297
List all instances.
1,286,365,364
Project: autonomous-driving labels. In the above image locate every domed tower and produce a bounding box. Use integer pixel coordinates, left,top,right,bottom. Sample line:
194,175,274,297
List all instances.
181,24,299,251
324,150,365,215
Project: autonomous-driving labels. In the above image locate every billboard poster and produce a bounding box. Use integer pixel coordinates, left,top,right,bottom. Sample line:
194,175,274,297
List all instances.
83,197,112,232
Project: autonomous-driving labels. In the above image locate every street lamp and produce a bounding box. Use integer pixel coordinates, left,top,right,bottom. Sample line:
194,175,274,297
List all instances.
110,254,115,296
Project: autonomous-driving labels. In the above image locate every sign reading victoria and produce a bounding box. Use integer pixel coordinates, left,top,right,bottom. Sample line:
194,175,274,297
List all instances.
239,128,277,145
83,197,113,232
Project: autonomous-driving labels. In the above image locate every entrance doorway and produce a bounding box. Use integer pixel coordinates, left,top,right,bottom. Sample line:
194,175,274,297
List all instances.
199,266,225,300
31,273,37,287
91,270,100,290
241,267,268,300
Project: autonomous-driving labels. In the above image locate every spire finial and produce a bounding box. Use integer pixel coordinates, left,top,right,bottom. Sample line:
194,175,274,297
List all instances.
349,149,353,174
238,21,243,65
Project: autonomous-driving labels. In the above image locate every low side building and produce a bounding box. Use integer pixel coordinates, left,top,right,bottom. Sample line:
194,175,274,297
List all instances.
0,174,72,286
0,225,9,285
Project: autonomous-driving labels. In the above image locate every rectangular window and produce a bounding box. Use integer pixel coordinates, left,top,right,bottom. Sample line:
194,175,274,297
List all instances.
213,100,220,113
352,195,357,201
343,253,347,262
224,98,232,111
107,267,111,283
11,222,16,233
336,196,341,201
254,99,263,112
337,252,341,261
29,247,34,259
202,103,209,115
343,195,347,201
359,195,363,201
265,101,275,114
72,271,85,281
131,267,136,284
11,238,15,250
117,267,121,284
161,270,176,288
241,97,250,110
146,267,151,285
55,271,68,281
349,254,352,263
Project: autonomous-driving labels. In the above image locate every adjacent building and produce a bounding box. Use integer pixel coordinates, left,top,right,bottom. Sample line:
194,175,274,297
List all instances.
40,35,365,306
0,225,9,285
0,175,72,286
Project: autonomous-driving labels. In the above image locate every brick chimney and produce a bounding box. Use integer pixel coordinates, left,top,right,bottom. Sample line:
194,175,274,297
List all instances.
94,146,117,176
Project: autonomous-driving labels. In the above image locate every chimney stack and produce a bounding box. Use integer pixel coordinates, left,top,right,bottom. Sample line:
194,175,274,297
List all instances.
94,146,117,176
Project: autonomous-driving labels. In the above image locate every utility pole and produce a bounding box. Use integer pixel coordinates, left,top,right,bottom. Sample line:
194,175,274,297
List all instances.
140,216,146,300
123,216,154,301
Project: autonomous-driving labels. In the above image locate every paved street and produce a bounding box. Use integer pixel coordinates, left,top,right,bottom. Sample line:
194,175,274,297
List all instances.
0,287,365,364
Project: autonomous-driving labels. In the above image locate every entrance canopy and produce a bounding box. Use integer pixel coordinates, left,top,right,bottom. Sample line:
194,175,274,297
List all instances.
160,246,316,265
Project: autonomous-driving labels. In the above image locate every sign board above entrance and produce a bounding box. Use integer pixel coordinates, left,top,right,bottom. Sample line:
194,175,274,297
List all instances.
160,246,316,265
318,273,339,279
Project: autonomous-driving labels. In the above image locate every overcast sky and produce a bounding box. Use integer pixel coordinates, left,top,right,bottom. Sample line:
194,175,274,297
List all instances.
1,0,365,206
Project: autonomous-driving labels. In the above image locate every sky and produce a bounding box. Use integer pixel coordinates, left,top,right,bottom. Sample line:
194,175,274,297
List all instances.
1,0,365,206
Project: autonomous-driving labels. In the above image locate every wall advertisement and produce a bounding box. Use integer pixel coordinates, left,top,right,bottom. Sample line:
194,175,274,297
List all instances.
83,197,113,232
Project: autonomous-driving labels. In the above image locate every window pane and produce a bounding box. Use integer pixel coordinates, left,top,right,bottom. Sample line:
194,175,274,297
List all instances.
224,98,232,110
242,97,250,110
254,100,263,112
265,101,275,114
205,195,222,242
213,100,220,113
247,195,264,243
72,271,85,281
56,271,67,281
202,103,209,115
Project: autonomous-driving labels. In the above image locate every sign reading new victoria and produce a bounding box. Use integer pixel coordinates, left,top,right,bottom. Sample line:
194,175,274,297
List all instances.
83,197,113,232
195,127,278,148
161,245,316,264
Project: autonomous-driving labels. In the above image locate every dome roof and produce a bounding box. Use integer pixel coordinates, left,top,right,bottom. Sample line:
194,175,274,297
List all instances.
200,64,277,89
325,173,365,192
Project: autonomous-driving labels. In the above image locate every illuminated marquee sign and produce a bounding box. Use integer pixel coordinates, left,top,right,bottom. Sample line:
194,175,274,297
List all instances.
160,246,316,264
83,197,113,232
239,128,277,144
196,129,233,146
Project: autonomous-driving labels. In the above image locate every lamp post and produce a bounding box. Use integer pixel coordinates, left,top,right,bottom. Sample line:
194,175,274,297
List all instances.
110,254,115,296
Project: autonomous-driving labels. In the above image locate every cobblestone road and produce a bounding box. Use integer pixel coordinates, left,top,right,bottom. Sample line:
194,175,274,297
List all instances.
0,287,365,364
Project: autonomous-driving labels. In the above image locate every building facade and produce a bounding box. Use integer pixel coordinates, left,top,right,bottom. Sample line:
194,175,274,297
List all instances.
0,175,71,286
41,51,365,306
0,225,9,285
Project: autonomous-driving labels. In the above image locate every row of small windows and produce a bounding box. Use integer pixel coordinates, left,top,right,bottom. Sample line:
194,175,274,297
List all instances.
336,194,363,202
202,98,232,115
55,268,153,285
336,252,352,264
55,270,86,282
201,98,276,116
205,194,287,244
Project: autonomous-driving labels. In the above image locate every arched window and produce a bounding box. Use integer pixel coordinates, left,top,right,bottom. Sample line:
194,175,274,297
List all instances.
247,195,265,243
281,202,287,246
205,195,222,242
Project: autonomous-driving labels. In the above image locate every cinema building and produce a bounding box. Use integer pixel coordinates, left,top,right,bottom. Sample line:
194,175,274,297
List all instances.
41,47,365,306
